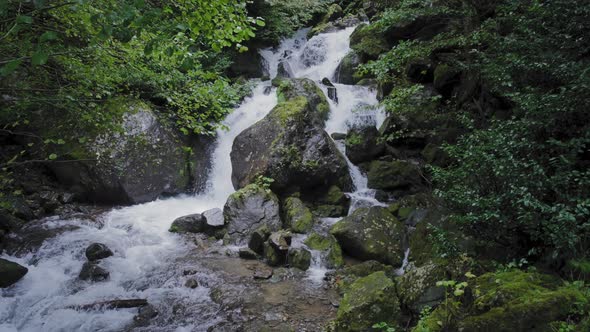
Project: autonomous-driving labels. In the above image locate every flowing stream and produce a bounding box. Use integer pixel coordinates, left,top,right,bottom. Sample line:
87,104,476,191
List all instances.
1,26,387,332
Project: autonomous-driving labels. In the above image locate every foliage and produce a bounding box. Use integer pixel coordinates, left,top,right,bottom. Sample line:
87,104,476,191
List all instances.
372,322,397,332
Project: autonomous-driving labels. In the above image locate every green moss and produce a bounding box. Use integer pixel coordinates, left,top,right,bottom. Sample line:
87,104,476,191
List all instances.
304,232,344,268
169,224,180,233
345,132,362,146
349,24,390,61
284,196,314,233
271,96,309,126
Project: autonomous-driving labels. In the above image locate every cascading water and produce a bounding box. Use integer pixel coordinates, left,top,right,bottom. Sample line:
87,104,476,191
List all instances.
1,25,390,331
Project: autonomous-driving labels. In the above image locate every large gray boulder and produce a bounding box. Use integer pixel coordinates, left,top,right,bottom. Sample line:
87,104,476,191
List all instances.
231,79,352,194
334,50,361,84
345,126,385,164
49,99,211,204
0,258,28,288
330,206,406,267
223,184,281,244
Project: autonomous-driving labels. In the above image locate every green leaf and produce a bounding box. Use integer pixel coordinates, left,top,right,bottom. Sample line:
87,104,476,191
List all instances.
16,15,33,24
31,51,49,66
40,31,58,43
48,153,58,160
0,59,22,76
255,19,265,27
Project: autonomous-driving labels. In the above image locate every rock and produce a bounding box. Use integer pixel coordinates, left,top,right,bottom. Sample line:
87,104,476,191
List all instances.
0,258,28,288
229,48,267,78
330,207,405,267
185,278,199,289
72,299,148,310
307,4,344,38
322,77,338,103
264,232,291,266
397,262,446,314
345,126,385,164
0,209,24,234
422,143,451,167
38,191,61,213
350,24,390,62
367,160,424,194
169,213,206,234
334,271,401,331
224,184,281,244
277,61,294,78
305,185,351,218
269,231,292,251
304,232,344,268
331,260,396,294
202,208,224,227
79,262,109,282
334,50,361,85
405,58,435,83
248,225,272,255
133,304,158,327
253,266,273,280
231,78,352,194
283,196,314,233
48,100,204,205
85,243,113,261
433,64,461,96
288,248,312,271
331,132,347,140
238,247,259,260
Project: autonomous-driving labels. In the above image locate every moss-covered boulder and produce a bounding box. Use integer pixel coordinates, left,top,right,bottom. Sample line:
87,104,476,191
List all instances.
367,160,424,194
458,270,588,332
331,206,406,267
350,23,390,62
231,79,352,195
331,260,396,294
304,185,351,218
0,258,28,288
288,248,312,270
283,196,314,233
345,126,385,164
397,262,446,314
334,271,401,331
48,99,208,204
304,232,344,268
223,184,281,244
334,50,361,85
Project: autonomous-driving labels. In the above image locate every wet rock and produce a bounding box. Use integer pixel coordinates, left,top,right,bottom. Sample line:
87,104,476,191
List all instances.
185,278,199,289
202,208,224,227
38,191,61,213
238,247,259,260
304,185,350,218
249,225,272,255
397,262,445,314
269,231,292,251
350,24,390,62
304,232,344,268
85,243,113,261
133,304,158,327
331,132,347,140
331,206,406,267
231,78,352,195
288,248,312,271
47,100,200,205
334,271,401,331
277,61,294,78
367,160,425,195
253,266,274,280
229,48,267,78
0,258,28,288
283,196,314,234
264,232,291,267
330,260,396,294
169,213,206,234
321,77,338,103
224,184,281,244
345,126,385,164
79,262,109,282
334,51,361,84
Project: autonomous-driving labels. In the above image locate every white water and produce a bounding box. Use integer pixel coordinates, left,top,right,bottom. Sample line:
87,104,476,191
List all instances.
0,26,390,330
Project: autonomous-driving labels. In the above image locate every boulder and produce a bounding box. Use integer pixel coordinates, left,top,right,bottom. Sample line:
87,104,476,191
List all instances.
334,271,401,331
350,24,390,62
79,262,109,282
231,79,352,194
0,258,28,288
202,208,225,228
248,225,272,255
288,248,312,270
224,184,281,244
383,13,450,45
185,278,199,289
277,60,294,78
321,77,338,103
238,248,259,260
169,214,206,234
304,185,351,218
330,206,405,267
334,51,361,85
330,260,396,294
397,262,446,314
48,99,205,205
85,243,113,261
367,160,424,194
433,64,461,96
331,132,347,140
345,126,385,164
133,304,159,327
304,232,344,268
229,48,267,78
282,196,314,234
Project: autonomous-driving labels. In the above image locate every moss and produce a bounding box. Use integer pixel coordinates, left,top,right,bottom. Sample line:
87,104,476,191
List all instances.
335,271,401,331
345,132,362,146
168,224,180,233
367,160,423,191
304,232,344,268
283,196,314,233
271,96,309,126
349,24,390,61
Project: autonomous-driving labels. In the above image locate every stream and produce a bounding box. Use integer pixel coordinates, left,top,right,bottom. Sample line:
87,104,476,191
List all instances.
1,26,390,332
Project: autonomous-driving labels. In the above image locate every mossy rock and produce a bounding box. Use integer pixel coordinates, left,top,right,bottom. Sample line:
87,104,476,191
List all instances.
305,185,351,218
288,248,312,271
304,232,344,268
283,196,314,234
333,260,396,294
334,51,362,85
331,206,406,267
0,258,28,288
397,262,446,314
367,160,424,194
350,23,390,62
334,271,401,331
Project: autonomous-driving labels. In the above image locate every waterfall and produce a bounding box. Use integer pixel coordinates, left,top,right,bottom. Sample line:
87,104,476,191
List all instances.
0,26,386,331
